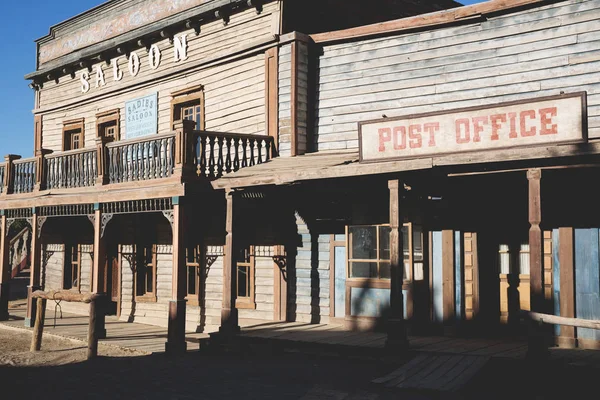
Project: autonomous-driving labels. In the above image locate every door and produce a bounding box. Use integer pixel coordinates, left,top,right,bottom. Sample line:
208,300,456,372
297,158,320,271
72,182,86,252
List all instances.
331,235,346,320
104,244,120,316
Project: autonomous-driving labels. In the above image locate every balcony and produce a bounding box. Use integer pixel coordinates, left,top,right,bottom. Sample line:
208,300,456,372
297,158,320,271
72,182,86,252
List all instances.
0,120,277,197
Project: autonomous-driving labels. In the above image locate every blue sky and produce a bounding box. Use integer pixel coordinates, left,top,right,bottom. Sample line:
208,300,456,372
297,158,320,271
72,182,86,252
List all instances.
0,0,485,158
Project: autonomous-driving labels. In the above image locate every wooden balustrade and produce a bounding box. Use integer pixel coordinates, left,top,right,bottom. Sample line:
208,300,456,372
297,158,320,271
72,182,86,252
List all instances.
45,148,97,190
106,132,176,184
194,131,276,179
12,157,37,194
0,163,5,194
1,125,277,195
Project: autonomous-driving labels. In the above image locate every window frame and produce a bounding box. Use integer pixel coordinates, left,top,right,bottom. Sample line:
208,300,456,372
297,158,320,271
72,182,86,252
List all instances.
63,243,81,292
185,245,202,306
62,118,85,151
235,245,256,310
170,85,205,131
96,109,120,141
134,244,157,302
346,223,416,284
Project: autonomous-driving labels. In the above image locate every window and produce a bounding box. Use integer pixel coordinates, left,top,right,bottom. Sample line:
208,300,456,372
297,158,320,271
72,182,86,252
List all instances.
347,223,422,281
235,246,255,309
135,244,157,300
63,244,81,291
186,245,202,306
96,110,120,141
63,119,85,151
171,85,205,130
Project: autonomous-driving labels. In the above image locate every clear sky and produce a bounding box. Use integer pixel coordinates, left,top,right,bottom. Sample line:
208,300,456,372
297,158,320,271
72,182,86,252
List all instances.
0,0,486,158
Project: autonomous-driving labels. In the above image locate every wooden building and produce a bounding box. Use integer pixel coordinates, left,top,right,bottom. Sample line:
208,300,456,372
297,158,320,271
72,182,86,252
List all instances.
1,0,599,353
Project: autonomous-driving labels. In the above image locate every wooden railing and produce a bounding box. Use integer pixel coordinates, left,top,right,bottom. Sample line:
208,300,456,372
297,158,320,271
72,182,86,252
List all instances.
106,132,176,184
194,131,276,179
0,163,5,194
0,120,278,195
46,148,97,190
12,157,37,194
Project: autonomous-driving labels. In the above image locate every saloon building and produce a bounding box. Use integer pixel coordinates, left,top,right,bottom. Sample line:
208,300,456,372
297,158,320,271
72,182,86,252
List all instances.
0,0,599,353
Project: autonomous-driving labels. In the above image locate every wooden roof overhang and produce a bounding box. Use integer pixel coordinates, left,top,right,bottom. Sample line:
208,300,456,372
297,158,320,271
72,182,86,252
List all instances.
211,141,600,191
25,0,267,87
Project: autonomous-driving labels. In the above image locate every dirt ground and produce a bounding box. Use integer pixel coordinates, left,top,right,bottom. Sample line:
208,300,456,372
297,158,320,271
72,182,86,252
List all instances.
0,325,146,367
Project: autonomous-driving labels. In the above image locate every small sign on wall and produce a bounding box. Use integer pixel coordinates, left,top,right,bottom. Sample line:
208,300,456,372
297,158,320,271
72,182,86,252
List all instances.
358,92,587,163
125,93,158,139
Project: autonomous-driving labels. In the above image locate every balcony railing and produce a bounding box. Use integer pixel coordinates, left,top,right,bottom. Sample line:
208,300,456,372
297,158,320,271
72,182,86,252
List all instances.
0,120,277,196
46,147,97,190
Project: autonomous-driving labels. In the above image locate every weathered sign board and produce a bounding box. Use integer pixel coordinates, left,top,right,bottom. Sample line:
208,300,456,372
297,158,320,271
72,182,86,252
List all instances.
358,93,587,163
125,93,158,139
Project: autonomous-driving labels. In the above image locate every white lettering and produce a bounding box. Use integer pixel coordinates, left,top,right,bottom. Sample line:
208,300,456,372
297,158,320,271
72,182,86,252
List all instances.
148,45,162,70
95,64,106,88
112,58,123,81
173,34,188,62
80,71,90,93
128,52,140,77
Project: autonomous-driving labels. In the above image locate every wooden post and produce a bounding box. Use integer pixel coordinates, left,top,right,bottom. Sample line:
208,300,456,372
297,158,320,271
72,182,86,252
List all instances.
30,298,47,352
558,227,576,348
166,196,187,354
527,168,548,359
386,180,408,352
442,230,456,327
33,149,51,192
174,119,197,181
87,299,99,359
220,188,240,334
95,137,109,185
3,154,21,195
0,214,10,320
91,203,107,338
25,210,42,328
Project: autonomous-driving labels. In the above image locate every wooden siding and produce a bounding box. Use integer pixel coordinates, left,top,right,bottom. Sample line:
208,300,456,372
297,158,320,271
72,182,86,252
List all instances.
289,213,330,323
38,3,280,152
278,44,292,156
315,0,600,151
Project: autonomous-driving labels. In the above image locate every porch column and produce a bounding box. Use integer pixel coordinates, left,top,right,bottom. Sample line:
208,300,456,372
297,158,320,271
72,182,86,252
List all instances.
91,203,107,338
527,168,547,358
166,196,187,354
558,227,576,348
442,230,456,327
0,214,10,320
528,169,544,313
25,209,42,327
220,188,240,334
386,180,408,352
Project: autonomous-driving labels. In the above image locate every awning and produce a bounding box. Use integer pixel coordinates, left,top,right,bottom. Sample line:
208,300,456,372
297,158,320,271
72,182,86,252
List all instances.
210,150,433,190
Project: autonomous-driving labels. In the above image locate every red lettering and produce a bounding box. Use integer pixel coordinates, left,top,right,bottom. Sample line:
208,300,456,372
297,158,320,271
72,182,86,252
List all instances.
539,107,558,135
424,122,439,147
409,125,422,149
520,110,536,137
508,112,518,138
393,126,407,150
472,116,488,143
490,114,506,141
378,128,391,152
455,118,470,144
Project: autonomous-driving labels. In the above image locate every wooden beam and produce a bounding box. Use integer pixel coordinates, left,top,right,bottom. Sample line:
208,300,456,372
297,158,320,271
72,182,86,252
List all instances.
265,47,279,153
386,179,408,352
311,0,549,44
220,189,240,334
90,205,107,339
528,169,544,313
442,230,455,324
558,227,576,348
166,197,187,354
0,214,10,320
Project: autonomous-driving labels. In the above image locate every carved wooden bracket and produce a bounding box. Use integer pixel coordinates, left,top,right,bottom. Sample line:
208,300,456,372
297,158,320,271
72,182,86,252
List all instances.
272,255,287,280
5,219,16,236
37,216,48,238
162,210,174,227
101,213,114,238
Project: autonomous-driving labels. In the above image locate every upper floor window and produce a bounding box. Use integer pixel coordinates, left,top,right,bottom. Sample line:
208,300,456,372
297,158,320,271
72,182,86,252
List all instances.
96,110,120,141
171,85,205,130
63,119,85,151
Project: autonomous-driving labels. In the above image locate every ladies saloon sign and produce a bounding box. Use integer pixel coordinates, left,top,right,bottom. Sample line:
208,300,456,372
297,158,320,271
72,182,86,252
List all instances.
358,93,586,163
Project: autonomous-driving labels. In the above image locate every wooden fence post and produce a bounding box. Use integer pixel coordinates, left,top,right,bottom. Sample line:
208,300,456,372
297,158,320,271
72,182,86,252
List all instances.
30,298,47,352
3,154,21,195
88,298,99,359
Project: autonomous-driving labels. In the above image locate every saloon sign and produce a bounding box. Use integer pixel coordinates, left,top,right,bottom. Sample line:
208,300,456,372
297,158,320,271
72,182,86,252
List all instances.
358,93,586,163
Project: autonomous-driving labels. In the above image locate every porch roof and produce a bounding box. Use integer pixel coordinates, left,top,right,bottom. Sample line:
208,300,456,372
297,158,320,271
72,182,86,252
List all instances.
210,149,433,190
